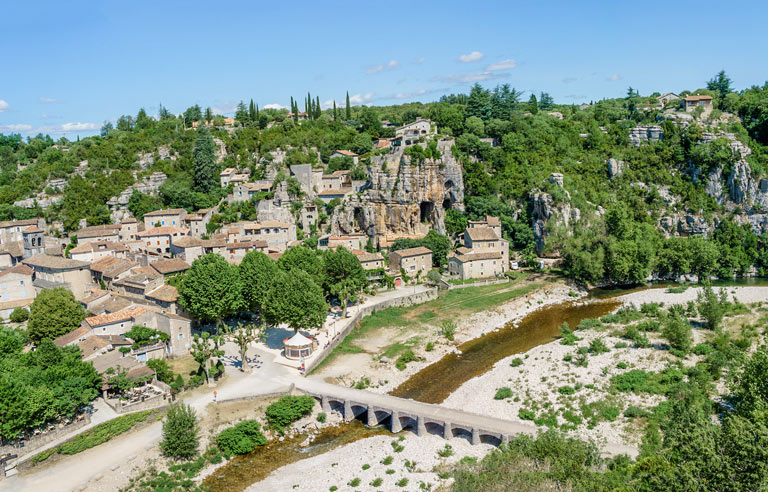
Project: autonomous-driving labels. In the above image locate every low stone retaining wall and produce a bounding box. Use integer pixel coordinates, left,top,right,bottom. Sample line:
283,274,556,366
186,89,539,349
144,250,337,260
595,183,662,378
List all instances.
306,287,438,373
446,278,509,290
0,413,91,459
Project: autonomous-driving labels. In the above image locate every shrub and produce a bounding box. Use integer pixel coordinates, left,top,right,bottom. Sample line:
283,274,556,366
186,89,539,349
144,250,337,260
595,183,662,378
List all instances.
510,357,524,367
617,362,628,369
440,320,457,341
623,325,650,348
636,320,660,332
370,477,383,487
425,342,435,352
266,395,315,432
577,318,603,331
662,316,693,353
494,387,513,400
437,444,454,457
9,307,29,323
386,468,395,474
640,302,664,317
396,478,409,487
614,342,628,349
623,406,649,419
610,368,684,395
216,420,266,456
559,323,579,345
317,412,327,423
362,464,370,470
558,385,576,395
161,404,199,459
666,285,688,294
519,409,535,420
381,455,393,465
693,343,714,355
588,338,609,354
395,349,417,370
347,478,361,487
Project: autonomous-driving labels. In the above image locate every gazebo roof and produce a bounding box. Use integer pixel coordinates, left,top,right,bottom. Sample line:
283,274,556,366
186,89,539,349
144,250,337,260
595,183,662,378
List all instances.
284,332,313,347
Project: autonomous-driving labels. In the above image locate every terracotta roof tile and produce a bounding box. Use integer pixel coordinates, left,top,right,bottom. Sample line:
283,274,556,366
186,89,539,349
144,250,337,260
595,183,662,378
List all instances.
0,264,34,278
53,326,91,347
84,305,150,328
466,227,500,241
391,246,432,258
24,253,89,270
150,258,190,274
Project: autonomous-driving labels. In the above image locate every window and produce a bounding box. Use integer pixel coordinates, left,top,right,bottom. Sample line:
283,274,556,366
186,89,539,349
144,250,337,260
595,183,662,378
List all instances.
178,333,184,340
147,241,151,246
161,220,165,225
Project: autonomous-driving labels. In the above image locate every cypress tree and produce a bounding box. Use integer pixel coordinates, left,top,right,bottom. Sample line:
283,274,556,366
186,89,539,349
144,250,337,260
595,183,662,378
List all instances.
316,96,321,119
290,96,294,115
255,104,259,121
345,91,351,120
249,99,256,121
333,101,337,121
193,127,217,194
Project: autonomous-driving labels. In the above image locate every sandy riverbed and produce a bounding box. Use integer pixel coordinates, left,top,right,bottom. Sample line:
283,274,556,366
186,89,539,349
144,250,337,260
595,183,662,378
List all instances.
314,279,586,394
247,432,493,492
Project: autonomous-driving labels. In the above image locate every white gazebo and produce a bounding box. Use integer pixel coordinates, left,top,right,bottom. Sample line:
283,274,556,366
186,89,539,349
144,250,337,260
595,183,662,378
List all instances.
283,332,315,360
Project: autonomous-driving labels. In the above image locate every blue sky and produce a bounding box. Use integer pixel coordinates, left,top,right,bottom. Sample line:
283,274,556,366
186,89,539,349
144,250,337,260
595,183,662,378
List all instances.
1,0,765,138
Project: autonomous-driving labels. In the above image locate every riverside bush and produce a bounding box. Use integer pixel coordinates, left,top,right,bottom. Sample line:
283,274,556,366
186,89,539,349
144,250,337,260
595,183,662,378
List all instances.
494,387,513,399
59,410,154,455
266,395,315,432
216,420,266,456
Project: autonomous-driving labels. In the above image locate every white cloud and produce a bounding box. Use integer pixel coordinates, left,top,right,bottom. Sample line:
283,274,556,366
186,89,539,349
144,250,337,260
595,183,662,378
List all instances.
212,102,238,115
0,100,8,112
413,57,425,64
365,60,400,75
486,59,517,71
39,97,61,103
607,74,622,81
321,100,337,110
61,122,98,131
458,51,484,63
348,93,374,105
431,71,502,84
393,89,429,99
263,103,288,110
0,124,32,132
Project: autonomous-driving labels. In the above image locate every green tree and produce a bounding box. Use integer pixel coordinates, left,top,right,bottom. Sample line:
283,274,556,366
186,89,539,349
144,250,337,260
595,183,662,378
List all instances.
239,251,279,312
350,133,373,154
346,91,351,120
193,126,217,194
234,101,248,124
324,246,367,317
278,244,324,284
359,106,382,137
178,254,243,324
528,94,539,114
697,285,727,331
662,315,693,353
707,70,732,99
191,331,224,385
248,99,256,122
261,270,326,332
464,116,485,137
204,107,213,124
9,307,28,323
27,288,87,342
466,83,491,120
161,403,199,459
222,322,261,373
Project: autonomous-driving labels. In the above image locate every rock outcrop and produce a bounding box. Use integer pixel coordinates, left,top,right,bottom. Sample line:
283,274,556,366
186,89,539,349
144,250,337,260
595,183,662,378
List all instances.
628,125,663,146
531,189,580,254
606,158,626,179
331,142,464,246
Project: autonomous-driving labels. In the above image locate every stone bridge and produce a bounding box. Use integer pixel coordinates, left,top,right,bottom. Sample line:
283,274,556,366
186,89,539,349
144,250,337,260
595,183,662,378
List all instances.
297,381,638,457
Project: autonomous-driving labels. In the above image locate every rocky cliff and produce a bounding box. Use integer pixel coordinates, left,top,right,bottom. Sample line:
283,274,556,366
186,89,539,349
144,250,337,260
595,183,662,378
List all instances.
331,142,464,246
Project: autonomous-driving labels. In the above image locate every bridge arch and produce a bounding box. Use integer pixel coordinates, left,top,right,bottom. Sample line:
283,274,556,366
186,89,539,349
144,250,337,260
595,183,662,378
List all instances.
479,433,502,446
451,427,473,442
424,421,445,436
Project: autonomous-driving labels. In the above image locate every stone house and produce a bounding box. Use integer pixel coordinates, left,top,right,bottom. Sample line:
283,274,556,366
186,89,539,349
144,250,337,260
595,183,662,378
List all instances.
90,257,139,288
448,251,504,280
143,209,187,229
300,204,318,230
0,219,41,245
24,253,92,299
144,285,181,314
220,168,236,187
231,182,273,203
657,92,680,107
137,226,190,255
81,305,192,356
318,234,367,251
463,226,509,272
0,264,35,318
184,208,214,237
318,189,353,204
169,236,227,263
0,242,24,268
112,266,164,299
290,164,324,197
467,216,502,241
242,221,296,252
75,224,119,244
149,258,190,277
330,150,359,165
396,118,436,144
77,335,132,362
69,241,129,263
389,246,432,277
223,239,268,263
683,95,713,114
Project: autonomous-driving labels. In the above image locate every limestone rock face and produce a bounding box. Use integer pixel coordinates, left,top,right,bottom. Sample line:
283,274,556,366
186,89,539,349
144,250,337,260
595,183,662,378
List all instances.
531,190,577,254
606,158,626,179
657,214,712,238
628,126,663,146
330,146,464,245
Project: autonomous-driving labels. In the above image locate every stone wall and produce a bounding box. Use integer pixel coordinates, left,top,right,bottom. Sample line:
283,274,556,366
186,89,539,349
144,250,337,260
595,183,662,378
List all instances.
0,413,91,459
306,287,438,373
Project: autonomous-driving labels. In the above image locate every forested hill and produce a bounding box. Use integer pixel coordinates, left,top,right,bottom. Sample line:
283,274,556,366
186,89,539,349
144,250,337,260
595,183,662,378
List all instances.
2,72,768,285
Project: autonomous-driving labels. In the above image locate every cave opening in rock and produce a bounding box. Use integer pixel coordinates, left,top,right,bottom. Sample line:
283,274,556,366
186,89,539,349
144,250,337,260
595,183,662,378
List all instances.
420,201,434,223
442,197,452,210
353,207,365,230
